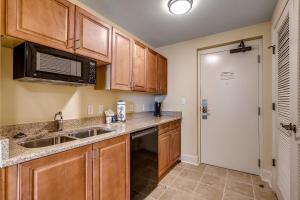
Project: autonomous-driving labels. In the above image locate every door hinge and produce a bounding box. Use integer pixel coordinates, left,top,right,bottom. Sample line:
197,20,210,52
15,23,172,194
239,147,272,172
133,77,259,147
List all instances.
258,159,261,168
272,103,276,111
258,55,261,63
258,107,261,116
272,159,276,167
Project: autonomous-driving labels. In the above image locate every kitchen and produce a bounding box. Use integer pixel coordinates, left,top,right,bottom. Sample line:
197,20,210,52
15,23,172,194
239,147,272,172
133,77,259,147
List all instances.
0,0,296,200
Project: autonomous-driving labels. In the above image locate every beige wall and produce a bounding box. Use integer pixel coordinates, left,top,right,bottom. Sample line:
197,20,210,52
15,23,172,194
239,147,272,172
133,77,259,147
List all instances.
1,47,155,125
0,0,157,126
157,22,273,170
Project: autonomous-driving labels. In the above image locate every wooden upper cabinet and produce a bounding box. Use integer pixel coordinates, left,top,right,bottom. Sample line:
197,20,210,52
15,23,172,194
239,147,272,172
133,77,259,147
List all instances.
6,0,75,52
146,49,158,93
93,135,130,200
18,145,93,200
75,6,112,62
157,55,168,94
132,40,147,91
111,29,133,91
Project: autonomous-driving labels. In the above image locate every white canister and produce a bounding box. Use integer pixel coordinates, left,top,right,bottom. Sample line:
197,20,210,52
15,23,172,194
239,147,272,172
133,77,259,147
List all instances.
117,100,126,122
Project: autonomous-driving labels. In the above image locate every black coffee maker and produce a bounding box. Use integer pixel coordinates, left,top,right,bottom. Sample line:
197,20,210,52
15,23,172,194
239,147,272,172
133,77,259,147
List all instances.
154,102,162,117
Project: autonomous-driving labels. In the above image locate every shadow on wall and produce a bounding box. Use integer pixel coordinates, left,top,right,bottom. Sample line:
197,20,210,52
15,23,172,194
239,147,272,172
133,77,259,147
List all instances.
0,47,155,126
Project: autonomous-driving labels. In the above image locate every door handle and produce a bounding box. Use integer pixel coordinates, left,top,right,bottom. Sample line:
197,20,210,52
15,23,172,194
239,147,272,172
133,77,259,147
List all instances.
280,123,297,133
202,105,207,114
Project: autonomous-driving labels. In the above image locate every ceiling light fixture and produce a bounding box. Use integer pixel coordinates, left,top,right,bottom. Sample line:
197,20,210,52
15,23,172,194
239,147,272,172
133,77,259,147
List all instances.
168,0,193,15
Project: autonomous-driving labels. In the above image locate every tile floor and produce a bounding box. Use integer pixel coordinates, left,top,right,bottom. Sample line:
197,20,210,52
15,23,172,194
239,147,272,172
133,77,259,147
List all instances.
139,163,277,200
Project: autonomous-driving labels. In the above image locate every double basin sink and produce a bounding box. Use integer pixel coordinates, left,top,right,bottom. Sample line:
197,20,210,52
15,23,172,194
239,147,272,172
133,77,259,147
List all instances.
19,127,114,149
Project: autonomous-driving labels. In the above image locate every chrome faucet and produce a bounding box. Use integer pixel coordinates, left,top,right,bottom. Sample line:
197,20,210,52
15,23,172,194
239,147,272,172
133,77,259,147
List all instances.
54,111,63,131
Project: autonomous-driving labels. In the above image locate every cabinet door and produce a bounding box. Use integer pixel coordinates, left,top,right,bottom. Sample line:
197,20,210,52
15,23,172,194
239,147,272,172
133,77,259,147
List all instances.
132,40,147,91
146,49,158,93
75,7,111,62
7,0,75,52
158,133,171,177
93,135,130,200
111,29,133,91
19,145,93,200
170,129,181,164
157,55,168,94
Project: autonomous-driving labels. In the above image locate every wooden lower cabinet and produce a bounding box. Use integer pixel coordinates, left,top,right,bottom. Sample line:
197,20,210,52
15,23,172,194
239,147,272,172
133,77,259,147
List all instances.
93,135,130,200
158,120,181,178
170,129,181,163
3,135,130,200
19,145,93,200
158,132,171,177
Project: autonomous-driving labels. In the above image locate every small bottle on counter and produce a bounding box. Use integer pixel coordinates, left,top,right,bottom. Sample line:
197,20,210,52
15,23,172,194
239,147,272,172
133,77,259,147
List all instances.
117,100,126,122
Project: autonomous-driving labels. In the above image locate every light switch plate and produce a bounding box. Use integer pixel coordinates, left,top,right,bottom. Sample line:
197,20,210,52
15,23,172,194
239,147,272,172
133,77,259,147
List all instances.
181,98,186,105
129,104,134,112
87,105,93,115
98,105,104,115
142,104,145,111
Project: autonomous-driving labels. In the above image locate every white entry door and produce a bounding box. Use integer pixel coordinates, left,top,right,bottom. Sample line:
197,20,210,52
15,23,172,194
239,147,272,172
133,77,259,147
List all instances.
200,39,261,175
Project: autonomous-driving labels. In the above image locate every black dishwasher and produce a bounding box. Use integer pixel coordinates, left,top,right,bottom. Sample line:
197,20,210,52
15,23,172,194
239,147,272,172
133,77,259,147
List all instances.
131,127,158,200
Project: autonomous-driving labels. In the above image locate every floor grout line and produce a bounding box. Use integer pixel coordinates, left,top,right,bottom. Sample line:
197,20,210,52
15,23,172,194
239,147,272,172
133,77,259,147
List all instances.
221,169,228,200
151,163,273,200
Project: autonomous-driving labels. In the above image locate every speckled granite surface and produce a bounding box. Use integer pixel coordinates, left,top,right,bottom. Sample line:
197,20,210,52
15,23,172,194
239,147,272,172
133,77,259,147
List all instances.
0,112,181,168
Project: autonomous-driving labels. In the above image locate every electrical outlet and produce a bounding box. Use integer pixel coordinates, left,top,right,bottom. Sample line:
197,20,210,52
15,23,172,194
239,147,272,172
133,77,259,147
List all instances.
181,98,186,105
142,104,145,111
129,104,134,112
98,105,104,115
87,105,93,115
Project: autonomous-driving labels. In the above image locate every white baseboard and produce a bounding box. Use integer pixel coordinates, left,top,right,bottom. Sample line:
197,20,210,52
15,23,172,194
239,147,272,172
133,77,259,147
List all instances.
260,169,272,188
180,154,199,165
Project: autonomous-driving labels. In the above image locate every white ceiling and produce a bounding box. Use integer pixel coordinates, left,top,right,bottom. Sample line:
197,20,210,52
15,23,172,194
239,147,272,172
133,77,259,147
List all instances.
78,0,277,47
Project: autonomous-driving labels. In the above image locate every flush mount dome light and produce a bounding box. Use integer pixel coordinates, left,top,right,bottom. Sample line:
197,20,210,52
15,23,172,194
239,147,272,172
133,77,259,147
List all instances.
168,0,193,15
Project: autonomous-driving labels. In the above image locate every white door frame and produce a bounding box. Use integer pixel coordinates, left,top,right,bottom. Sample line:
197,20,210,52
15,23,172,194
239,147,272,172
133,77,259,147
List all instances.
197,38,263,174
272,0,299,199
271,2,289,197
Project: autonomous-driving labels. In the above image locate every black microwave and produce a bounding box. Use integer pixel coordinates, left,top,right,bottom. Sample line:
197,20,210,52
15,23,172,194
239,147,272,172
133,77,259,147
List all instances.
13,42,96,85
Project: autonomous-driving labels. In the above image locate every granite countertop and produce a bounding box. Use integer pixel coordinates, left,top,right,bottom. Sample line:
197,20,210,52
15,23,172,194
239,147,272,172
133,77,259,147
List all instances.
0,115,181,168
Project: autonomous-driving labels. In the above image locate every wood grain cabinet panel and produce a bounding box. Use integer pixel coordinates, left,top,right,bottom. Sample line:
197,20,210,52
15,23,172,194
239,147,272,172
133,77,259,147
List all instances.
158,133,171,177
111,29,133,90
19,145,93,200
157,55,168,94
6,0,75,52
158,120,181,178
146,49,158,93
93,135,130,200
75,6,111,62
132,40,147,91
170,129,181,163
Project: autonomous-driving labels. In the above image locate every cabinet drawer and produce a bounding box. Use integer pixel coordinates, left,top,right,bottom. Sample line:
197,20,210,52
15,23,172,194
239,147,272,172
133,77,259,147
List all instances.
170,120,180,129
158,123,170,135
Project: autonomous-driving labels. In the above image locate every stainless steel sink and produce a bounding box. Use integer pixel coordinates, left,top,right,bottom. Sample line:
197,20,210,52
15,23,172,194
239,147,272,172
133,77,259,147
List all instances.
68,128,113,139
19,136,76,148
